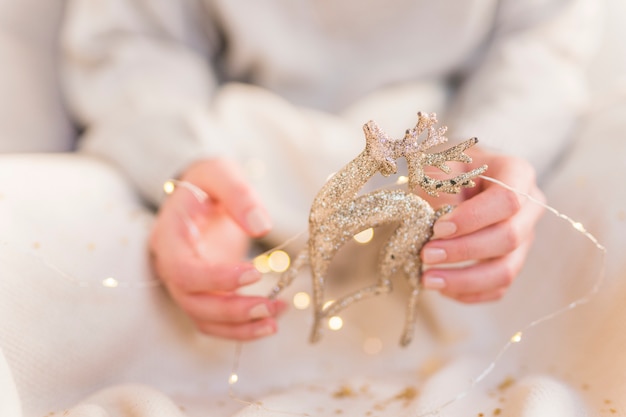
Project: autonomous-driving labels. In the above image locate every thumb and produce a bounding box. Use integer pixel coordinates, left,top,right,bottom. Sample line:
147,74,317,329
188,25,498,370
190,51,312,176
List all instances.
181,158,272,237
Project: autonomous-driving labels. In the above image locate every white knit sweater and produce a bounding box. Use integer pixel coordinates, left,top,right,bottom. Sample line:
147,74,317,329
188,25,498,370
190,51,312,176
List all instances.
61,0,601,238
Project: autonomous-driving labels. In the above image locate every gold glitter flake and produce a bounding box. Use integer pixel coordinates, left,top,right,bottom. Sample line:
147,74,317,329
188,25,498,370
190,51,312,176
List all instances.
269,112,486,345
373,386,419,410
497,376,515,391
394,386,418,404
332,385,356,398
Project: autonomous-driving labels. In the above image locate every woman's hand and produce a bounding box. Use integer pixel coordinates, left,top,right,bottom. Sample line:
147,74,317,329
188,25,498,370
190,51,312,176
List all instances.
150,158,286,340
420,150,545,303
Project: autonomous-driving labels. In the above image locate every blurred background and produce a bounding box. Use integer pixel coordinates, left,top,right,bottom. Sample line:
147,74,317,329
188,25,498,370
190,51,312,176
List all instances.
0,0,624,154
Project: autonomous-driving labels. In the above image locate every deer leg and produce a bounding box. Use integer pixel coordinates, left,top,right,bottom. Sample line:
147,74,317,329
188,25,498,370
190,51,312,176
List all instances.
309,251,334,343
320,214,422,324
399,205,454,345
400,255,422,347
314,192,435,344
317,279,393,321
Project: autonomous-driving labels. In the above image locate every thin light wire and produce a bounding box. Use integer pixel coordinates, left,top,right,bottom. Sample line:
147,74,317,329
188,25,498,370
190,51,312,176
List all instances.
0,241,161,289
3,175,604,416
170,179,209,203
413,174,607,416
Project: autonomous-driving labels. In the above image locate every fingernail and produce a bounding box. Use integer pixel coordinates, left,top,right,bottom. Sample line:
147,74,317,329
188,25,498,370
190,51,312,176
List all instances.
239,269,261,286
246,207,272,235
433,221,456,238
422,276,446,290
423,248,447,264
249,303,271,320
253,324,275,337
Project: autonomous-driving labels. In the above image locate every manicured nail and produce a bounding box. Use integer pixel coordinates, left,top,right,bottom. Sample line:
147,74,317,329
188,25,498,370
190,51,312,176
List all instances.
422,276,446,290
245,207,272,235
249,303,271,320
423,248,447,264
239,269,261,286
433,221,456,238
253,324,275,337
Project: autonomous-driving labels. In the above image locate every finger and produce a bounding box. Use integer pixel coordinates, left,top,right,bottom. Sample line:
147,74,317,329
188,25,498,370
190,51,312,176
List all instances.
423,193,543,264
178,292,286,324
183,159,272,237
422,238,532,295
432,157,537,239
432,185,522,239
152,183,260,293
195,317,279,341
163,255,262,293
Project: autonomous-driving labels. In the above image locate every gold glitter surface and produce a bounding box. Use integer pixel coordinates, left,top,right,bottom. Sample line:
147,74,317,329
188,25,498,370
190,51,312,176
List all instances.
269,112,487,345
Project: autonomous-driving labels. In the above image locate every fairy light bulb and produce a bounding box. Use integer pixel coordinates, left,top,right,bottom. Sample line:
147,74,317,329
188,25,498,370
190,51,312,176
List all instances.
293,292,311,310
328,316,344,331
353,228,374,244
253,254,272,273
268,250,290,272
396,175,409,185
163,180,176,195
102,277,119,288
511,331,523,343
229,373,239,385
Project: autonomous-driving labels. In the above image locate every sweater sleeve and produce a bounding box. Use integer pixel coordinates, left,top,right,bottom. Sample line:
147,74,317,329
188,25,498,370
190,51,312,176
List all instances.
61,0,232,205
445,0,602,179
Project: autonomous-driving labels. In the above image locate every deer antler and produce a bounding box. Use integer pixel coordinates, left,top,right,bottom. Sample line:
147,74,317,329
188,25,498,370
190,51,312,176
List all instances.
411,137,487,196
402,112,448,155
402,113,488,197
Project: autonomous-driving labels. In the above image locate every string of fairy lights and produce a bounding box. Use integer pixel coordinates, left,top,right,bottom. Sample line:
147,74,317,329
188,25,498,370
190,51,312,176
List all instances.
0,171,606,417
163,173,607,416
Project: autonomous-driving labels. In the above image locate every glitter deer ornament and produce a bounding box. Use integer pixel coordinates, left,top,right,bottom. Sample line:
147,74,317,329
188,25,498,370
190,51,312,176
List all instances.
269,112,487,346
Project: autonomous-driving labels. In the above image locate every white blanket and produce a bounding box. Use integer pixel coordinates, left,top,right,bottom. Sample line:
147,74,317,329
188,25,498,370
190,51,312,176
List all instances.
1,99,625,417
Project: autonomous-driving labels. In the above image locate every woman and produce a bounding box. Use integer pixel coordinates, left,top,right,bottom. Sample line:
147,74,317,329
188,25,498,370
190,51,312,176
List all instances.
52,0,608,415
